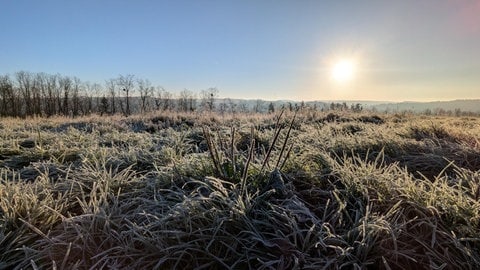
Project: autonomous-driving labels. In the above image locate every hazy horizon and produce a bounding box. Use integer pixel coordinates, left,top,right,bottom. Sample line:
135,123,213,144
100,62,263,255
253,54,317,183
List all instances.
2,1,479,102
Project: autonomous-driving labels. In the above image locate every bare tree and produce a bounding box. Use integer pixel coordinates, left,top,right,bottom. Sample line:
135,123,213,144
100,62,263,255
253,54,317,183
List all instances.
79,81,95,116
137,78,153,113
238,101,248,113
219,99,227,115
71,77,82,117
59,76,72,116
227,98,237,115
36,73,47,116
253,99,264,113
117,74,135,116
32,73,43,116
176,89,197,112
155,86,173,111
52,76,62,115
268,102,275,113
178,89,190,112
90,83,102,114
106,79,116,115
200,87,218,112
0,75,16,117
188,92,197,112
45,74,58,116
100,95,109,116
16,71,33,116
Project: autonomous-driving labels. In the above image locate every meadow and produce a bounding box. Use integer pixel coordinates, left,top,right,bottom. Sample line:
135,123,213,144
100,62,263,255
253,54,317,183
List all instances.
1,110,480,269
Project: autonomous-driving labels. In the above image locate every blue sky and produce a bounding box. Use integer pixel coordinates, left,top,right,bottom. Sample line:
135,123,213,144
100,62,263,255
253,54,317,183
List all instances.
1,0,479,101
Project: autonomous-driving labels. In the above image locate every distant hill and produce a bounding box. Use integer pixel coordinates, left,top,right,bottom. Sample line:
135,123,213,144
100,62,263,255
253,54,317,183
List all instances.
370,99,480,113
215,98,480,114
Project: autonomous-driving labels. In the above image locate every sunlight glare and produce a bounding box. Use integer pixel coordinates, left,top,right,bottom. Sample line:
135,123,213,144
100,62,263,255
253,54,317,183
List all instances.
331,59,355,83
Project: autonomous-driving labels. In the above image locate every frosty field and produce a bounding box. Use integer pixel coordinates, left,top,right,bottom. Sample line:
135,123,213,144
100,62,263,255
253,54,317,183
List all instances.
1,111,480,269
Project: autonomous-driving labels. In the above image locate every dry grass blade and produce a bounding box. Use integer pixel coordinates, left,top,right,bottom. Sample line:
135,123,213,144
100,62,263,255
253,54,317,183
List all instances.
261,109,285,172
202,126,222,178
279,143,294,171
241,127,255,196
275,110,297,169
230,126,236,176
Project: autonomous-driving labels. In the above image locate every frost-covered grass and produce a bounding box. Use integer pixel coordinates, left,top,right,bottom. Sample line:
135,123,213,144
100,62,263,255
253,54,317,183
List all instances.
1,111,480,269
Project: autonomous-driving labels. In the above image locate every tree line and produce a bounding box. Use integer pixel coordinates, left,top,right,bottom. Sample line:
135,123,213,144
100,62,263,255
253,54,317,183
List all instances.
0,71,222,118
2,71,359,118
11,70,475,118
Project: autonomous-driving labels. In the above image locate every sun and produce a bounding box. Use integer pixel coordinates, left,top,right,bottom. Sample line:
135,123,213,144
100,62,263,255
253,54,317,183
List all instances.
331,59,356,83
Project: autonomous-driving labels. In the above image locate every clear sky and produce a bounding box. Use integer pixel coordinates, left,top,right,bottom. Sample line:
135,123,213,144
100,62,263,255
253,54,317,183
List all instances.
1,0,479,102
